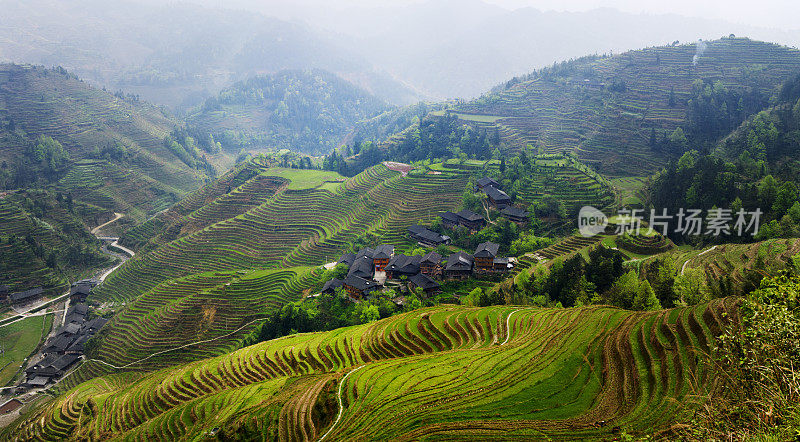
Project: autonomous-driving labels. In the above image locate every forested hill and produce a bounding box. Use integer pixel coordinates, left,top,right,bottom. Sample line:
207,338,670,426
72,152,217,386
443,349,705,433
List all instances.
649,71,800,242
372,38,800,177
185,70,390,156
0,64,216,222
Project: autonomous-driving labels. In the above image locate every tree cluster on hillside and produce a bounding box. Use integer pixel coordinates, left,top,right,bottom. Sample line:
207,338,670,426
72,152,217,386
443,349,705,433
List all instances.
650,123,800,242
163,130,216,176
188,70,389,156
387,113,501,163
1,135,71,188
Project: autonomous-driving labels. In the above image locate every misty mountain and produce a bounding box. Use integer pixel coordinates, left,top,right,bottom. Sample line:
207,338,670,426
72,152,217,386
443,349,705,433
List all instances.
205,0,800,99
0,0,421,109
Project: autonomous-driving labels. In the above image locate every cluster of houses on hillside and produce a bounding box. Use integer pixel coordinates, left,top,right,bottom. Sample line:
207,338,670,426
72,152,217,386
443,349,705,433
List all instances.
322,240,513,301
0,278,99,307
320,177,538,301
16,280,104,392
475,177,532,225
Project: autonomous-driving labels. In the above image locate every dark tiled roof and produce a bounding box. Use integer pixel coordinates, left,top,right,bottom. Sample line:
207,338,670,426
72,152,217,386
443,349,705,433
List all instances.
82,317,107,333
501,206,530,219
44,335,75,353
373,244,394,260
348,255,375,279
445,252,473,271
408,225,449,245
355,248,375,259
70,284,92,296
385,255,421,275
338,253,356,266
64,313,85,326
474,242,500,258
66,335,91,353
58,323,81,336
9,287,43,302
457,210,484,222
421,252,443,265
51,354,80,371
344,275,380,293
477,177,500,188
26,355,57,374
322,278,344,293
440,211,460,223
483,185,511,202
67,303,88,316
409,273,440,291
26,376,50,387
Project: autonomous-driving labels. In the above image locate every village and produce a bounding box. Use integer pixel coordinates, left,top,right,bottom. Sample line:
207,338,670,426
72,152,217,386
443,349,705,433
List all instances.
0,279,105,417
321,177,529,302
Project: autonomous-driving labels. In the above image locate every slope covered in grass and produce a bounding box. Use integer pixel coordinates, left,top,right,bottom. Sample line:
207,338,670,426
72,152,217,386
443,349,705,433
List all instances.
4,299,738,440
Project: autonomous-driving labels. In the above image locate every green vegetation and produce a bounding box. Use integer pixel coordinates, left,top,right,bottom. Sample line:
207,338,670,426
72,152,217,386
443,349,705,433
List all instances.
4,299,738,440
0,190,113,295
683,271,800,439
96,160,468,305
0,314,53,386
0,64,214,222
185,70,389,156
649,72,800,243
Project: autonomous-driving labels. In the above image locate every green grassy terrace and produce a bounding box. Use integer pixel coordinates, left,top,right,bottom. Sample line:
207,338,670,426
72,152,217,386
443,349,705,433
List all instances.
5,299,738,440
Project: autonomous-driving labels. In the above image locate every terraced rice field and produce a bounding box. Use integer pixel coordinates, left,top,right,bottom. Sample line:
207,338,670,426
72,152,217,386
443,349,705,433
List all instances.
432,157,614,213
94,160,468,304
57,160,185,223
80,267,323,375
667,238,800,283
616,233,674,256
435,39,800,176
0,64,203,216
534,235,604,260
0,192,109,293
5,300,738,440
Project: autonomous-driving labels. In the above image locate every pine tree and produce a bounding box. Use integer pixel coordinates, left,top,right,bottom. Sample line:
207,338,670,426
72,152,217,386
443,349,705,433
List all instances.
633,280,662,311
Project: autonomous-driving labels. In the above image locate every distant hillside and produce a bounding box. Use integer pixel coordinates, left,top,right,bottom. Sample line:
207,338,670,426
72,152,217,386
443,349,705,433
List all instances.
0,64,214,221
5,299,738,440
379,38,800,177
185,70,390,156
0,189,113,299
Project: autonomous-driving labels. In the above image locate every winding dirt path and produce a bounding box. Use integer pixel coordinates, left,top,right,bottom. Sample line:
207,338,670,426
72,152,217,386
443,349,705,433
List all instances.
681,245,717,275
91,212,124,235
318,365,365,442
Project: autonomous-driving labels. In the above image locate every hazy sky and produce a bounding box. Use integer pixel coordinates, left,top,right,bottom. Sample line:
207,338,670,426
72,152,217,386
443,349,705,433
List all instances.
481,0,800,30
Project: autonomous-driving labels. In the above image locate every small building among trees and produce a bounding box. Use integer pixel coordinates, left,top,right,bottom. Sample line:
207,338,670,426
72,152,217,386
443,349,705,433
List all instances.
445,252,474,279
474,242,500,272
